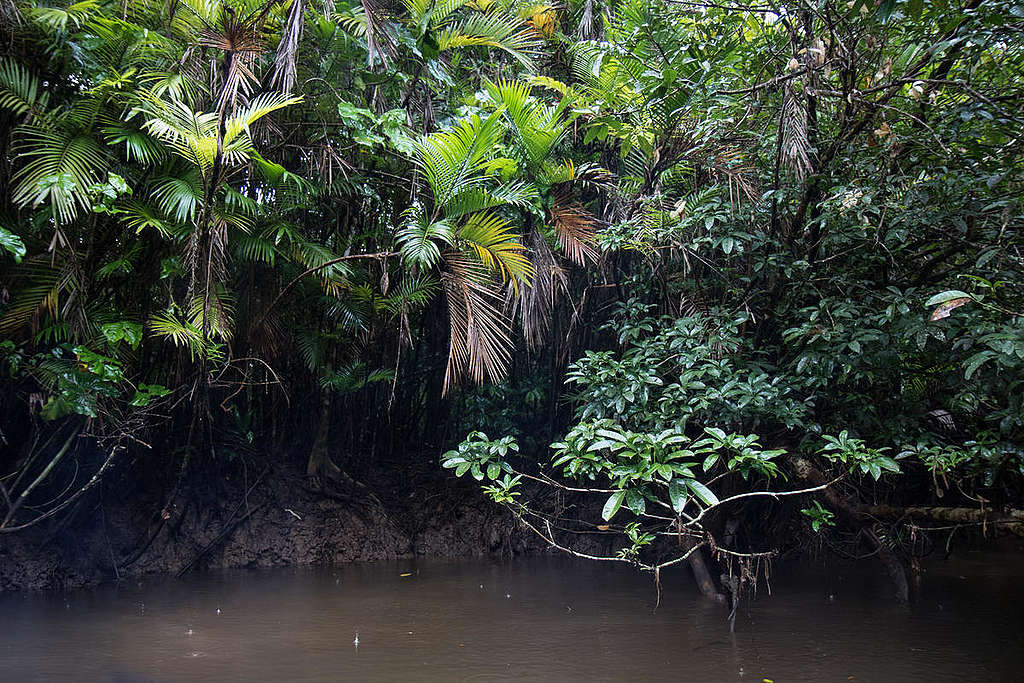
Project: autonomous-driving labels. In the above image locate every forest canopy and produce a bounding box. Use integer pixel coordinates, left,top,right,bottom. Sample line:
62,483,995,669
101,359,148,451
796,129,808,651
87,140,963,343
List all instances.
1,0,1022,595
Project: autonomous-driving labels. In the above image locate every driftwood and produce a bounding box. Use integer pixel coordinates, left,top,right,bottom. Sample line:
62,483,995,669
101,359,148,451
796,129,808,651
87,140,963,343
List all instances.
862,505,1024,533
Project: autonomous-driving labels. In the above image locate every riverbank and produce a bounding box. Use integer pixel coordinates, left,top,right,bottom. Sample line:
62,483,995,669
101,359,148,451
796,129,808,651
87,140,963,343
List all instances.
0,462,543,592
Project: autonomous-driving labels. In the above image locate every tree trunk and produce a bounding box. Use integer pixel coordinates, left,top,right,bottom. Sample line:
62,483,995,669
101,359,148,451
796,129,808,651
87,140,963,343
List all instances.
306,392,341,480
789,456,911,603
689,546,726,603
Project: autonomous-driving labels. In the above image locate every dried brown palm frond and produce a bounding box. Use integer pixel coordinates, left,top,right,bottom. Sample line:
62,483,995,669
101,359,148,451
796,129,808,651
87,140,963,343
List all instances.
361,0,397,68
269,0,305,93
781,79,812,180
710,148,758,210
549,191,600,266
243,299,287,358
442,250,513,394
572,161,615,190
576,0,598,39
192,2,273,112
508,228,568,351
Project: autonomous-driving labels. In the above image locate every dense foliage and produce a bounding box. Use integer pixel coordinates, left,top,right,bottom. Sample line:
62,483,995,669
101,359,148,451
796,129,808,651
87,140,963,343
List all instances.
2,0,1022,596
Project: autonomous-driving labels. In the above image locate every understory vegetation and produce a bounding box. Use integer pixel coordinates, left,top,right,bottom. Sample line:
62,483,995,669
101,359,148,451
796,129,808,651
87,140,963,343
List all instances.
1,0,1022,599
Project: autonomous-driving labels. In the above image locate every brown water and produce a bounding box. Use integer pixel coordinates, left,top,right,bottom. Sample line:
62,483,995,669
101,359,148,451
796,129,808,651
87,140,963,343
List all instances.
0,554,1021,682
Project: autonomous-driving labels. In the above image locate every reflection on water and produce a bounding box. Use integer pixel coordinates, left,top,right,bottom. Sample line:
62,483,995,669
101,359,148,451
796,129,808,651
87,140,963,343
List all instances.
1,553,1021,682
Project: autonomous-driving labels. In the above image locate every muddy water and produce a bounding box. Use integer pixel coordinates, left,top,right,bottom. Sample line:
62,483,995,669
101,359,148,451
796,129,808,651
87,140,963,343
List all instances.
0,554,1021,682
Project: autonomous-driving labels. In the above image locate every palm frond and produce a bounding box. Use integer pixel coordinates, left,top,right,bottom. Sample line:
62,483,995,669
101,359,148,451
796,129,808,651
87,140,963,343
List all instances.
484,78,565,166
458,211,534,288
269,0,305,93
188,288,235,341
437,10,540,69
290,241,353,296
414,110,509,210
26,0,100,33
234,231,277,264
0,58,48,117
510,227,567,350
397,206,454,268
0,258,65,339
11,127,108,224
444,179,538,219
148,310,206,358
781,79,812,180
120,200,176,237
152,171,204,224
138,70,206,104
442,251,513,393
549,193,600,265
102,121,166,164
378,273,439,314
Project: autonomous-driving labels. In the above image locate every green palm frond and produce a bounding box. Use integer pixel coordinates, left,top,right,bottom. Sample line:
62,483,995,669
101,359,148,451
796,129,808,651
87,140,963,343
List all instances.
138,91,299,172
102,121,166,164
222,91,303,145
290,241,353,296
212,205,254,234
187,289,235,341
148,310,206,357
26,0,101,33
152,172,204,224
379,273,440,314
0,58,48,116
414,110,510,211
86,15,175,70
137,94,220,169
428,0,467,24
526,74,577,101
397,207,454,269
484,78,565,167
320,361,395,393
234,232,278,264
400,0,433,18
11,127,108,224
540,159,614,190
222,186,259,216
539,158,578,185
457,210,534,288
138,71,206,104
444,179,538,219
120,200,176,237
437,10,540,69
0,258,66,339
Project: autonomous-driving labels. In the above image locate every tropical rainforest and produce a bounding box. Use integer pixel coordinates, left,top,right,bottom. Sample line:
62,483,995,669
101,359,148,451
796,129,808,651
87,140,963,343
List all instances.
1,0,1022,600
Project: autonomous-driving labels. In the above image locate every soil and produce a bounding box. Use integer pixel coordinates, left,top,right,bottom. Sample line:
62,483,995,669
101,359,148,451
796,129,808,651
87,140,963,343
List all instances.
0,461,547,592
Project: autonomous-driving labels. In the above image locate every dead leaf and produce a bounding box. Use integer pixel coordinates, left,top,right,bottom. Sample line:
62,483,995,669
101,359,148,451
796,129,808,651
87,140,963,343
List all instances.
930,297,971,321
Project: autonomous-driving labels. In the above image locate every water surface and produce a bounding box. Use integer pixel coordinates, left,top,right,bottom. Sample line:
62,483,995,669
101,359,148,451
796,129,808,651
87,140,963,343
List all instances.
1,553,1021,681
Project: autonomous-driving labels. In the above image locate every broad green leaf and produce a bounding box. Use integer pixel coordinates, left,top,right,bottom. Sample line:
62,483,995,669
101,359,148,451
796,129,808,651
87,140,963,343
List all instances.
0,227,25,262
668,479,687,513
625,489,646,515
687,480,719,507
602,491,625,521
925,290,973,307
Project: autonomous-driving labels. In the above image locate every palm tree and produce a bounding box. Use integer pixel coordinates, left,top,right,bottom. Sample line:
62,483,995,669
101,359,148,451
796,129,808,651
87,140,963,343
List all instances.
398,109,536,391
480,77,613,347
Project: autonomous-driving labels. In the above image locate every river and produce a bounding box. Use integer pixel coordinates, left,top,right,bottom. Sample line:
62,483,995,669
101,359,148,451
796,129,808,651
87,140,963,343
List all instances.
1,553,1021,681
